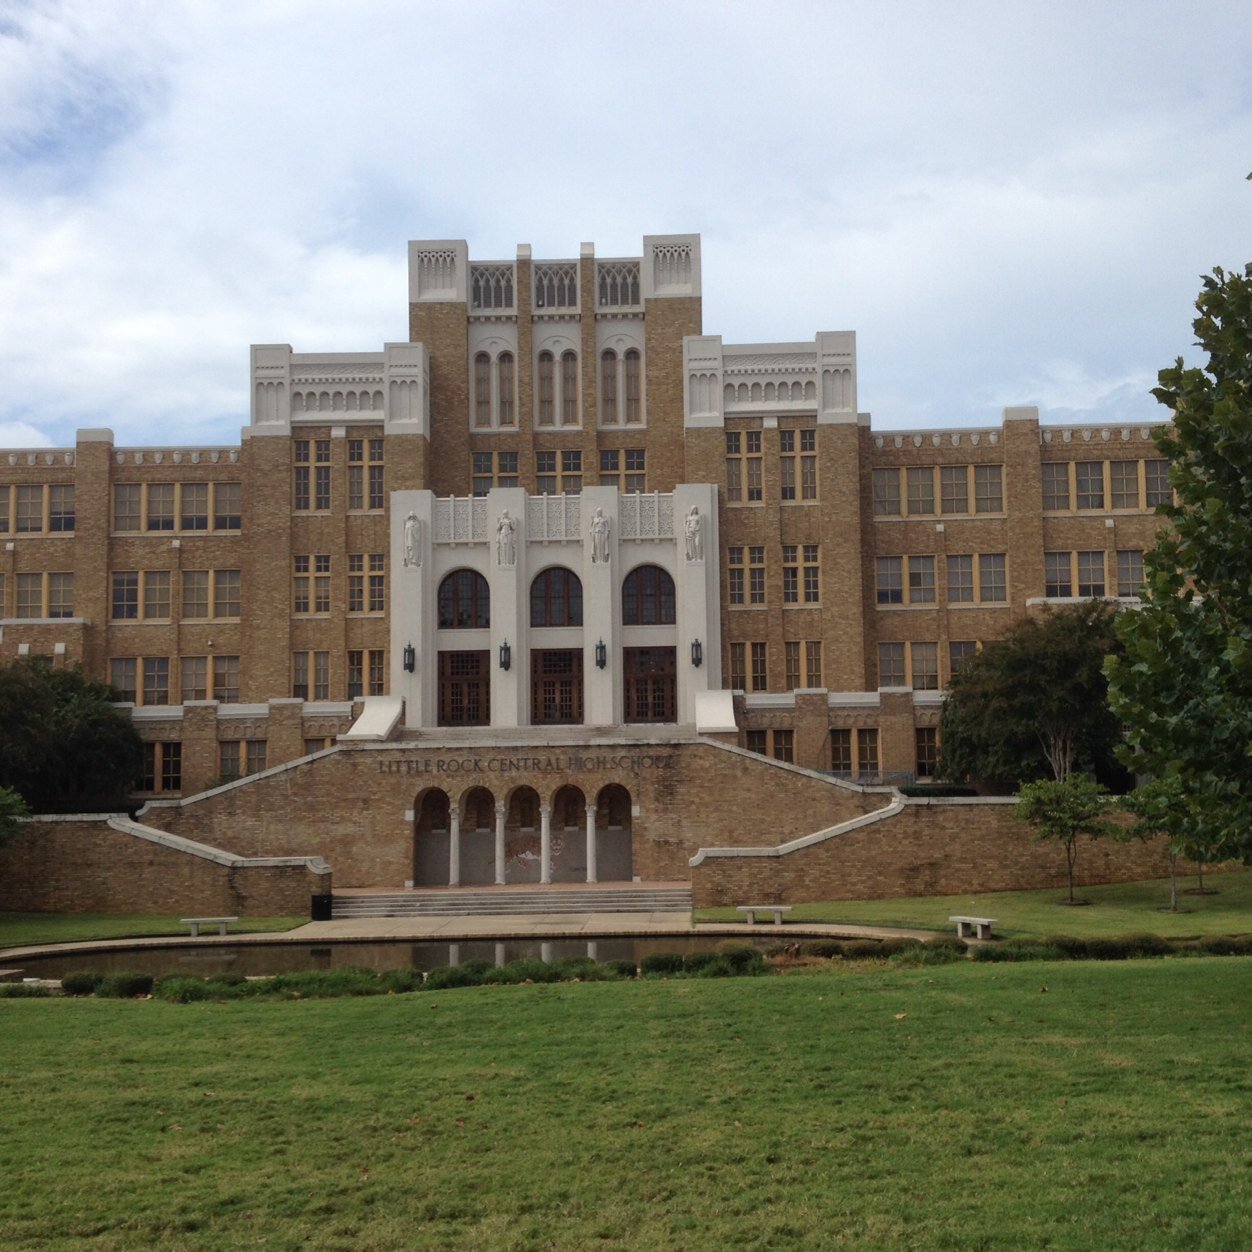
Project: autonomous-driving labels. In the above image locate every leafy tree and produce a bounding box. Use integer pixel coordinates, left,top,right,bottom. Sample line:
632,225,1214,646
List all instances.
1014,777,1116,904
1120,776,1189,912
0,659,143,813
0,786,31,849
1107,264,1252,863
938,601,1129,790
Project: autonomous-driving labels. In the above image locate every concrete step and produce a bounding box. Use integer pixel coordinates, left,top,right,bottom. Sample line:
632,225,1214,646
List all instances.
330,885,693,918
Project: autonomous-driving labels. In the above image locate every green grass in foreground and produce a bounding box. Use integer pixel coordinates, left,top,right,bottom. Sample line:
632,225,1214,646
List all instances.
698,869,1252,938
0,914,304,952
2,959,1251,1250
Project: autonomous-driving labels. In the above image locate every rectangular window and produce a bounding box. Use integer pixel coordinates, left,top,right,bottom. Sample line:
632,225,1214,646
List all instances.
1042,463,1071,510
144,571,171,619
313,651,330,701
368,554,385,613
772,730,794,763
856,728,880,777
47,573,74,618
180,482,209,530
219,741,241,779
16,485,42,532
1045,552,1072,597
729,642,746,690
347,439,364,510
182,571,209,618
947,555,974,603
949,641,977,675
112,572,139,620
181,656,207,702
214,569,241,618
973,464,1003,512
213,655,240,703
800,429,817,500
750,642,767,692
293,439,311,511
214,482,242,529
304,738,329,756
1075,461,1104,510
369,649,385,696
313,555,330,614
0,485,8,533
940,465,969,514
48,484,75,532
245,740,268,775
802,545,819,603
782,545,798,604
143,657,170,706
147,483,174,531
110,658,137,703
907,467,935,515
1144,459,1171,507
785,641,801,690
1110,460,1139,509
805,640,822,688
347,650,364,699
16,573,40,617
780,430,796,502
471,451,519,495
294,555,311,613
911,642,938,690
978,554,1006,603
908,555,936,604
748,547,765,605
1116,549,1145,597
872,468,901,516
727,547,745,605
745,729,767,755
314,440,331,509
876,556,903,605
830,728,853,774
878,642,906,687
292,651,309,699
1077,550,1106,597
916,727,939,778
725,430,763,502
160,742,182,792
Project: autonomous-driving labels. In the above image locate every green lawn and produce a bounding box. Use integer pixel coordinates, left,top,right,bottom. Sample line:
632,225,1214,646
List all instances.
2,959,1250,1249
698,870,1252,939
0,914,304,952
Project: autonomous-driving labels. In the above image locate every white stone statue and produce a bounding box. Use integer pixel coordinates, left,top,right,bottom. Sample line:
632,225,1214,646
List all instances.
403,512,421,568
496,509,517,567
684,505,704,562
590,507,611,564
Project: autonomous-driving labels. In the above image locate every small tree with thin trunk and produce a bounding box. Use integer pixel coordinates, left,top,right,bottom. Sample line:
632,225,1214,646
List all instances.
1014,778,1116,904
1120,776,1189,911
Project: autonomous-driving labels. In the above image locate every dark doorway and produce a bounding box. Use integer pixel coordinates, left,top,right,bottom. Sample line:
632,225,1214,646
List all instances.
531,649,584,724
623,646,676,723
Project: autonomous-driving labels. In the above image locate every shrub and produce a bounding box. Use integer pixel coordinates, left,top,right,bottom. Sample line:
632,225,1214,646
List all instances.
970,941,1064,962
926,936,968,955
898,784,979,798
1041,935,1089,959
640,952,684,976
1197,934,1252,956
380,968,424,994
715,942,765,973
552,956,600,981
156,976,213,1003
213,971,248,986
1116,933,1172,958
98,972,154,998
484,959,558,985
0,982,51,997
694,956,736,978
425,960,493,990
61,970,105,997
682,951,720,973
890,944,965,967
603,959,637,979
841,940,888,960
1083,938,1132,961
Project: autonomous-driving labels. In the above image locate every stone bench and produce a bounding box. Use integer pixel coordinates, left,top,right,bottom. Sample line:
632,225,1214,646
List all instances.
949,915,997,941
737,905,793,926
179,916,239,937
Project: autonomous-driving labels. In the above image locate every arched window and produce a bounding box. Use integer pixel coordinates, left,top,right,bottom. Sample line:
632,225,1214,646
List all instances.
600,350,618,424
531,567,583,627
560,350,578,426
624,349,641,423
438,569,490,629
497,352,515,426
473,353,491,428
622,565,675,625
537,351,554,426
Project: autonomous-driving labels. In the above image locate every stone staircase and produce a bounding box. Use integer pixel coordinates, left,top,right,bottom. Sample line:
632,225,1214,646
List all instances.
331,884,693,918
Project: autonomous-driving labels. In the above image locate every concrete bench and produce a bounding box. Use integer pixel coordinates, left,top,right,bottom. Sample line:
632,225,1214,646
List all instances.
950,915,997,941
180,916,239,937
737,905,793,926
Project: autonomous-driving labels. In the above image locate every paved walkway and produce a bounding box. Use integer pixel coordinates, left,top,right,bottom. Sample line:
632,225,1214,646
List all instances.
0,914,937,964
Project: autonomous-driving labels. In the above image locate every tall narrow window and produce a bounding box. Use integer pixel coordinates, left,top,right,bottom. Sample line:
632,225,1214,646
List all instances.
907,467,934,515
48,484,75,532
293,441,310,511
215,482,242,529
600,350,618,424
147,484,174,531
497,352,515,427
559,351,578,425
729,642,746,690
474,353,491,428
624,349,641,423
114,484,141,531
180,483,208,530
750,642,767,691
940,465,969,514
973,464,1003,512
314,440,331,509
872,468,901,516
1075,462,1104,510
537,352,555,426
805,640,822,687
1042,463,1070,510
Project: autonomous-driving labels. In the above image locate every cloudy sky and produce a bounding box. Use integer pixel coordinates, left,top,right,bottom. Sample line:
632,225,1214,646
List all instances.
2,0,1250,449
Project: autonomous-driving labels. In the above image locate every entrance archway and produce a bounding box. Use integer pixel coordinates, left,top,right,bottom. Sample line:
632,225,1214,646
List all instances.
459,786,496,885
413,788,451,887
550,784,588,882
504,785,542,884
595,784,634,881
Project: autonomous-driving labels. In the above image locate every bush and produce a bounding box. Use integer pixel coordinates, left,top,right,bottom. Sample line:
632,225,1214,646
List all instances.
424,960,493,990
1196,934,1252,956
898,784,979,798
970,941,1064,962
1117,933,1172,958
603,959,637,979
715,942,765,973
61,970,105,997
98,972,154,998
640,952,684,976
1042,935,1089,959
552,956,600,981
890,944,965,967
0,982,51,997
841,940,888,960
156,976,213,1003
682,951,720,973
926,936,968,955
380,968,424,994
483,959,559,985
1083,938,1133,961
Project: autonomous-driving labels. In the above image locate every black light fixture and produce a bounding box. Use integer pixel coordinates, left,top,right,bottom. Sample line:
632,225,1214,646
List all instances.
691,638,703,668
594,639,607,669
499,640,512,671
402,643,416,673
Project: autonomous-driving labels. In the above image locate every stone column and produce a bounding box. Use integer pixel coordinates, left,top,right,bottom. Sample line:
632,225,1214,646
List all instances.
585,803,598,884
449,807,461,887
540,803,552,885
494,803,507,885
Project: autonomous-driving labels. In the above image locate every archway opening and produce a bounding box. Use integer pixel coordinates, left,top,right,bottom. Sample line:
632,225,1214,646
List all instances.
550,784,588,883
504,785,542,884
459,786,497,886
413,788,450,887
596,784,634,882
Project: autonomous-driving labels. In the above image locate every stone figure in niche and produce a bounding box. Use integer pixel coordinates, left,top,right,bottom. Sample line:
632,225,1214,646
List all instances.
496,509,517,567
590,508,611,564
684,505,704,562
403,512,422,568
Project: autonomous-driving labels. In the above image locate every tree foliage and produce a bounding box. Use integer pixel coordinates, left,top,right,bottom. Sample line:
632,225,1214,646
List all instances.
1107,264,1252,863
1014,777,1116,904
0,785,31,849
938,601,1129,789
0,659,143,813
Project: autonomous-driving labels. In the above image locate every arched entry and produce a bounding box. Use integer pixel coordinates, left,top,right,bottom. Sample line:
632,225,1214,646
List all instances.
459,787,496,885
550,784,588,882
595,784,634,881
413,788,450,887
504,785,542,884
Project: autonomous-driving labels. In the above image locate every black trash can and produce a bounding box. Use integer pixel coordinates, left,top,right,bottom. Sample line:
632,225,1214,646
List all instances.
311,892,333,921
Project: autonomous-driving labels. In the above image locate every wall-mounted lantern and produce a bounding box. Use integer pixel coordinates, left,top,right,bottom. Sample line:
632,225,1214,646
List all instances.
691,639,703,668
499,640,512,671
594,639,607,669
402,643,416,673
